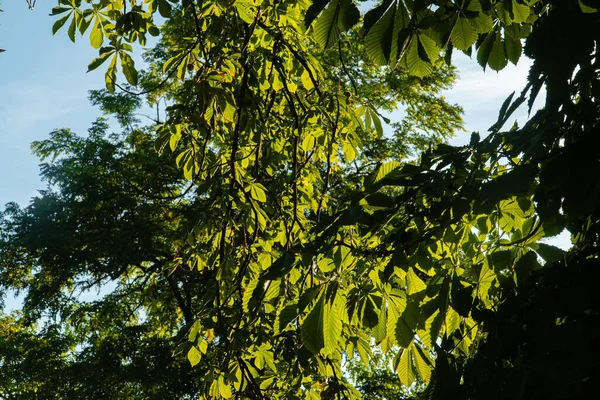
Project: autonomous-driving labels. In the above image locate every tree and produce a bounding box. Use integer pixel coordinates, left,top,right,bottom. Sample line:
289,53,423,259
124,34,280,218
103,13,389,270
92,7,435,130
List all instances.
0,4,464,396
2,0,600,398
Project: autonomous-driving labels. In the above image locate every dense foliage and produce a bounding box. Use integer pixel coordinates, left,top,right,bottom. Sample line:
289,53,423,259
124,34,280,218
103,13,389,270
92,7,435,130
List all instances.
1,0,600,398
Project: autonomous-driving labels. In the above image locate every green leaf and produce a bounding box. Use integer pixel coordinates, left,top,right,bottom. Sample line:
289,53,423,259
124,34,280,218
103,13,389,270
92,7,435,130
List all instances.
451,17,478,51
505,35,522,65
533,243,565,263
187,345,202,367
157,0,172,18
52,13,71,35
470,14,494,34
579,0,598,13
248,182,267,203
514,251,541,286
301,294,325,354
396,347,415,387
488,32,508,71
219,376,233,399
363,0,397,65
275,301,298,334
305,0,331,27
322,293,343,355
120,52,138,86
407,267,426,295
263,252,295,280
511,0,531,23
259,377,275,390
50,6,71,16
242,278,260,313
374,160,402,183
369,108,384,138
67,14,77,42
445,307,461,335
413,345,432,383
417,33,440,63
404,36,433,77
476,31,496,70
373,301,387,342
477,262,496,299
234,0,255,24
395,317,414,348
89,18,103,49
87,52,112,72
105,54,117,93
312,0,360,49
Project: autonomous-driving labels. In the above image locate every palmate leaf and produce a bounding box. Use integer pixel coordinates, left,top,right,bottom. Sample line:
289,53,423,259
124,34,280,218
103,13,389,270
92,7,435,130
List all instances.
407,267,426,295
418,309,443,349
450,17,478,51
505,35,522,65
444,306,461,335
275,300,298,334
476,30,496,70
404,37,433,77
301,294,325,354
373,301,387,342
89,17,104,49
467,0,494,34
531,243,566,263
511,0,531,23
187,345,202,367
52,13,71,35
395,316,414,348
412,344,433,383
322,294,344,356
363,0,408,65
488,33,508,71
301,288,344,356
470,13,494,34
312,0,360,49
374,160,402,183
396,346,416,387
363,0,395,63
120,51,138,86
477,262,496,299
417,32,440,63
305,0,331,27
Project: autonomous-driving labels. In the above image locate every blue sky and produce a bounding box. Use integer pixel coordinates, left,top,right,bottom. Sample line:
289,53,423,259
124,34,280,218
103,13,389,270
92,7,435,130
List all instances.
1,2,104,206
0,3,567,311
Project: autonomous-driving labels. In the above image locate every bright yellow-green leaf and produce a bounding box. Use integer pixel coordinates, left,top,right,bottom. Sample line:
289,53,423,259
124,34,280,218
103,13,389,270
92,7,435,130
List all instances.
413,345,432,383
375,160,402,183
396,347,415,387
445,307,461,335
477,262,496,299
89,18,103,49
322,294,343,356
234,0,255,24
407,267,426,295
187,345,202,367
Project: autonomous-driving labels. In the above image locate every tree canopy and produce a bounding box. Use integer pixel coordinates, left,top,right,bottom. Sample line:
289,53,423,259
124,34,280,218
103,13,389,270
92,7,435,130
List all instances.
1,0,600,399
